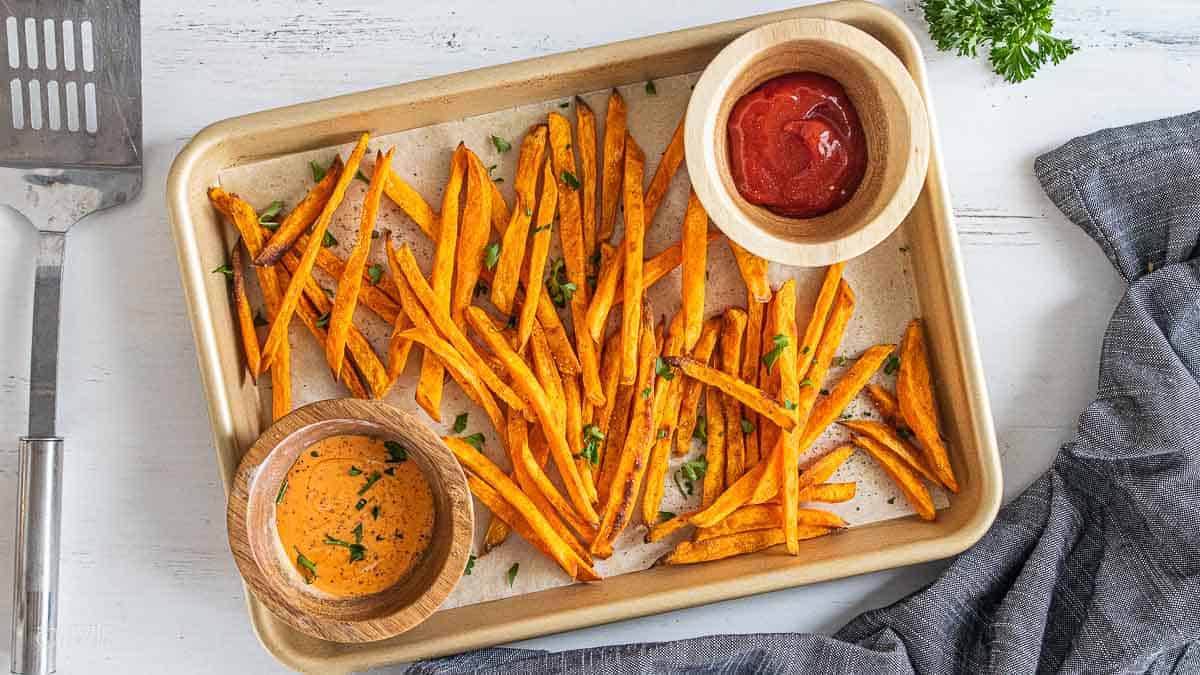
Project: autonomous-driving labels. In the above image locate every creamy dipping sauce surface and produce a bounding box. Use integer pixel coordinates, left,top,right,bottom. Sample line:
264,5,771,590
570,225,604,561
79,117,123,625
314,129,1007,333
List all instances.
275,434,435,597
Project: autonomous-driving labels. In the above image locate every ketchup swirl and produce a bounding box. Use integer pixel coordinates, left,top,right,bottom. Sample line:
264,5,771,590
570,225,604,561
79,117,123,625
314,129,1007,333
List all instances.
727,72,868,218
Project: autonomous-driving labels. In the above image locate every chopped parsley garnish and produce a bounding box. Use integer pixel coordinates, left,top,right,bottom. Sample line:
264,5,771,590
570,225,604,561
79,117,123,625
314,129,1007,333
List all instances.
741,418,755,434
883,354,901,376
579,425,604,464
295,549,317,583
546,258,577,308
487,164,503,183
833,355,850,368
761,334,789,373
315,312,331,328
354,498,367,510
673,457,708,497
354,169,369,183
506,562,520,587
371,505,381,520
656,429,669,440
531,222,551,234
453,412,469,434
483,242,501,270
560,170,581,191
524,206,534,217
275,478,289,504
655,357,674,381
490,135,512,153
465,554,477,575
322,230,338,248
324,534,366,562
212,264,233,278
310,160,329,182
644,80,657,95
366,263,384,285
463,433,486,451
658,511,676,523
357,471,383,495
641,386,652,399
351,522,363,544
258,200,284,227
558,101,570,109
384,441,408,463
784,399,797,411
693,416,707,443
348,466,363,476
800,378,814,387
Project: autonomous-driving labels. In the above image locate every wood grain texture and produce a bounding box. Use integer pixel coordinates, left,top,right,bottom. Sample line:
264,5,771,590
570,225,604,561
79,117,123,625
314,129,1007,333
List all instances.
0,1,1197,672
226,399,472,642
686,18,930,267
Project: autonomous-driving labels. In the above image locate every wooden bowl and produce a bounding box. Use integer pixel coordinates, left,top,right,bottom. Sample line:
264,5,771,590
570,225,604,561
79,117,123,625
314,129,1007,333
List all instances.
226,399,473,643
686,18,930,267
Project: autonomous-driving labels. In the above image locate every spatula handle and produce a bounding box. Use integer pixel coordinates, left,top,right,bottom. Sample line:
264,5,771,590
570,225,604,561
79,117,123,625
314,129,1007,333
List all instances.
10,437,63,675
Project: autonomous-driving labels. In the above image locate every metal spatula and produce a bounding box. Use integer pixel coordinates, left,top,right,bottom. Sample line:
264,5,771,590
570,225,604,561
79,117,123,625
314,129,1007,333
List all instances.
1,3,141,673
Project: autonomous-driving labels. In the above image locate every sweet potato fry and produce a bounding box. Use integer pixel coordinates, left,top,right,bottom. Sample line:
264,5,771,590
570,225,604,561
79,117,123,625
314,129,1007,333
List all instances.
383,166,436,239
675,319,721,456
798,482,857,503
508,412,598,552
548,112,604,405
596,382,635,504
728,239,771,303
741,293,764,467
485,424,554,553
563,375,599,505
592,301,656,558
467,306,599,525
797,263,845,379
278,248,390,399
619,132,647,385
454,449,578,580
230,244,261,378
516,158,559,352
642,114,686,228
576,99,599,262
290,232,401,324
801,345,895,453
534,282,581,376
599,90,626,243
720,308,749,484
585,242,622,342
392,243,526,414
645,510,695,543
854,434,936,520
839,419,938,484
592,330,625,479
757,291,783,456
529,321,567,429
695,504,846,542
770,279,810,554
450,150,494,326
491,126,547,314
667,357,796,431
488,180,511,236
865,383,901,425
292,292,368,399
416,144,467,420
260,133,368,369
660,526,833,565
680,190,708,351
326,148,394,378
701,384,726,507
640,312,686,526
254,155,344,266
398,329,505,434
897,319,959,493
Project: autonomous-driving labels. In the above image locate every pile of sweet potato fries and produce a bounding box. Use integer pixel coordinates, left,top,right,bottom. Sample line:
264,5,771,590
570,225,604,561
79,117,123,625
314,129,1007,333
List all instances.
209,90,958,580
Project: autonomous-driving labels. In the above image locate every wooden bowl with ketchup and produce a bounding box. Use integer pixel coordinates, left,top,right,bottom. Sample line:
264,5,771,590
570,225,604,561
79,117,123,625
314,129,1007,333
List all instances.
686,18,930,267
226,399,473,643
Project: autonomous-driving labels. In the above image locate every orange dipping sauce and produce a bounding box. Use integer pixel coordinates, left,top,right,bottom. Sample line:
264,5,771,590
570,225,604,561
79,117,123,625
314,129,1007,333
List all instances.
275,435,435,597
727,72,868,218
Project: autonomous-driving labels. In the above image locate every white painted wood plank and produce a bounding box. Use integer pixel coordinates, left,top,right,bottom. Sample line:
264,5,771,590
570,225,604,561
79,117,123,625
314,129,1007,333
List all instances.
0,1,1195,671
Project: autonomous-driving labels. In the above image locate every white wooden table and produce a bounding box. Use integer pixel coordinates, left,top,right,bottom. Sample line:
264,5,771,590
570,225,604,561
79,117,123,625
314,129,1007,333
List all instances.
1,1,1197,671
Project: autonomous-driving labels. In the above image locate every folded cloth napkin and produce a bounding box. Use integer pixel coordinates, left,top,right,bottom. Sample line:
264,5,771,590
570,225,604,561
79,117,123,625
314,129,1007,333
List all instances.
411,112,1200,674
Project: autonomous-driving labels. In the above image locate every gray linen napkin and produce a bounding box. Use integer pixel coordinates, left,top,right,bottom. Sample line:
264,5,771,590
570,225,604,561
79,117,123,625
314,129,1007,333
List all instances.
411,111,1200,674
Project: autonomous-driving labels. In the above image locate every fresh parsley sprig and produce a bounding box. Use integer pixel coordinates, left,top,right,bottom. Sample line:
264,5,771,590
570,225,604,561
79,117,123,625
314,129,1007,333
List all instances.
920,0,1077,83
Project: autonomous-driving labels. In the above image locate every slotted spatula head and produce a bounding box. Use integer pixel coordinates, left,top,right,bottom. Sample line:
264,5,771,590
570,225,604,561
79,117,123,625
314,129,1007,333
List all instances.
0,0,142,232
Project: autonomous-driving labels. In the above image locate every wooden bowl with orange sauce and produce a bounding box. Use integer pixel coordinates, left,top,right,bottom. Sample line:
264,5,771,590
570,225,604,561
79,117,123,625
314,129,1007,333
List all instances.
226,399,473,643
686,18,931,267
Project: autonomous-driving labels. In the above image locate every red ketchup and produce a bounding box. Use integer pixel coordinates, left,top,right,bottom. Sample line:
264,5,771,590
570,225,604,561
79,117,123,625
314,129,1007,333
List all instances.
726,72,868,218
